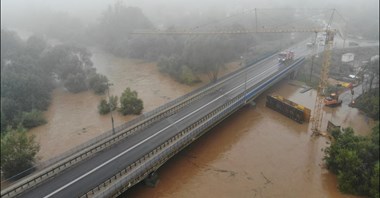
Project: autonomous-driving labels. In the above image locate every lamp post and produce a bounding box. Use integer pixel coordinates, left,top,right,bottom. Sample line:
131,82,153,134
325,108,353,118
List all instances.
241,56,247,103
107,82,115,135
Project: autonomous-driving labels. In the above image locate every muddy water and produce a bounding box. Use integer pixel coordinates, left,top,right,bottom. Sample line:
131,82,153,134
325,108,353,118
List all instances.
26,45,375,197
29,48,198,160
124,80,374,198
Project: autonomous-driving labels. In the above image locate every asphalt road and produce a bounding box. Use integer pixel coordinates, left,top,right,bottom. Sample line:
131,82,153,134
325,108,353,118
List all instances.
20,41,313,198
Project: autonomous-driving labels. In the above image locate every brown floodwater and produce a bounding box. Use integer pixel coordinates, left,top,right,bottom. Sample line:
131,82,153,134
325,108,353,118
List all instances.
26,47,375,198
123,80,374,198
29,48,194,160
28,48,239,161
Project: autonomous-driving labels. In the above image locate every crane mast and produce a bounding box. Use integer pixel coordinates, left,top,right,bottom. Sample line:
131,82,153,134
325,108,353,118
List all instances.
311,29,335,135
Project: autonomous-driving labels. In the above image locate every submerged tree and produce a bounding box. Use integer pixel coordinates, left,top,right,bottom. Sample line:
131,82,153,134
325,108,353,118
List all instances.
119,88,143,115
98,99,110,115
88,73,109,94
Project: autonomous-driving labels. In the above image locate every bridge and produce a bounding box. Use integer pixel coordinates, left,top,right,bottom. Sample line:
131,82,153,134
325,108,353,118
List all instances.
1,41,311,198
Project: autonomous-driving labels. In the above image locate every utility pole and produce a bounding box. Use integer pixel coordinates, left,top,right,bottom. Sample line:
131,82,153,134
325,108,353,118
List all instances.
241,56,247,102
107,82,115,135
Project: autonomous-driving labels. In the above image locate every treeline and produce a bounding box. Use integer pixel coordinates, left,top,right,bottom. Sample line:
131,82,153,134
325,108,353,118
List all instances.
6,2,304,84
92,2,256,83
1,29,108,132
324,125,379,197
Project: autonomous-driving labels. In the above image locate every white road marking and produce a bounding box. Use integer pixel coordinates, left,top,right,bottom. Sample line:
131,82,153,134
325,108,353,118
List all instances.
43,57,290,198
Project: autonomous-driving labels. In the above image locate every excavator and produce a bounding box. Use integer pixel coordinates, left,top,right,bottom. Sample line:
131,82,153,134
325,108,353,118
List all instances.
323,82,353,107
324,92,342,107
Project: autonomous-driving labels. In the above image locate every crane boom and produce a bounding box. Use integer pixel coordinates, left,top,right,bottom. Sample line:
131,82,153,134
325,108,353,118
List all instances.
130,28,327,35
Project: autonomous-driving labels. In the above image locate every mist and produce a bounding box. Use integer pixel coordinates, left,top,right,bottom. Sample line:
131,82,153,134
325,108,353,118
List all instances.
1,0,378,37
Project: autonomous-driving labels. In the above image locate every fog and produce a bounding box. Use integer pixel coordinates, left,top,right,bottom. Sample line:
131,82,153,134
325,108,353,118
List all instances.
2,0,378,34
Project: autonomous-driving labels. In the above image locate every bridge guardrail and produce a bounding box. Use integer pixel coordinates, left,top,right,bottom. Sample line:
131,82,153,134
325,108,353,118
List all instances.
1,52,278,198
82,58,305,197
83,89,247,198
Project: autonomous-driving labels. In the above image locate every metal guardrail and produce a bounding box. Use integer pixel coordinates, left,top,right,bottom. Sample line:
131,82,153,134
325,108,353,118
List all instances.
81,58,306,197
83,89,247,198
1,52,278,198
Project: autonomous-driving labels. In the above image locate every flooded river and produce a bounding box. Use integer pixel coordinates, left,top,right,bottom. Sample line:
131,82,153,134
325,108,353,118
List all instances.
123,82,374,198
28,48,198,160
25,46,375,197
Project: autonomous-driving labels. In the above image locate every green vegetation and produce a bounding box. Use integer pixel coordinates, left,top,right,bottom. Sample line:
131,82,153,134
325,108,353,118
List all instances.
354,89,379,120
1,29,109,131
1,126,40,179
98,95,118,115
20,110,47,129
157,56,199,84
109,95,118,111
324,124,379,197
96,2,296,84
98,99,110,115
119,88,143,115
88,73,109,94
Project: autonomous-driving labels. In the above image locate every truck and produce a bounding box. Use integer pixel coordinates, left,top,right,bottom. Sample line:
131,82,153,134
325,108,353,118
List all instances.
278,51,294,63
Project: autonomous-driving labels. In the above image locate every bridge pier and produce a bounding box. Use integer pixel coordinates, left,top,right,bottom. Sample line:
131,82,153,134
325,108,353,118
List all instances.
144,171,159,187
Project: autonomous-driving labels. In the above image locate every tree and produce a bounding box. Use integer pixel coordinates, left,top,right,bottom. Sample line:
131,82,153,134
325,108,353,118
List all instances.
370,161,379,198
367,57,379,92
109,95,118,111
63,73,87,93
183,35,236,82
354,89,379,120
88,73,109,94
0,126,40,179
21,109,46,129
96,2,153,56
25,35,48,58
324,125,379,197
119,88,143,115
98,99,110,115
1,98,22,128
1,29,23,64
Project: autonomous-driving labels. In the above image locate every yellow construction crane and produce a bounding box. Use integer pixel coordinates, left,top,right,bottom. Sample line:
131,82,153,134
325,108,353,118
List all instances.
130,10,338,135
311,9,336,136
311,29,335,135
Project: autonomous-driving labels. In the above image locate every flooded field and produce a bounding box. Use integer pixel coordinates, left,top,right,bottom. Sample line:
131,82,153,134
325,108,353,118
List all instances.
28,48,239,161
26,47,375,197
28,49,193,160
123,80,374,198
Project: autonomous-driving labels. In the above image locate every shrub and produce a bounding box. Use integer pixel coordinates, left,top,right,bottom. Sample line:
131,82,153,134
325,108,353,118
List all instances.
119,88,143,115
98,99,110,115
21,109,46,129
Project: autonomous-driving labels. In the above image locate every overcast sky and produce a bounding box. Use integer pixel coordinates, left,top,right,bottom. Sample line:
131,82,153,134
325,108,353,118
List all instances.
1,0,378,29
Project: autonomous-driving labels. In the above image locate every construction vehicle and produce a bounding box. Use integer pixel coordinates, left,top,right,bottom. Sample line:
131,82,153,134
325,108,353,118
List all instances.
278,51,294,63
323,82,352,107
324,92,342,107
